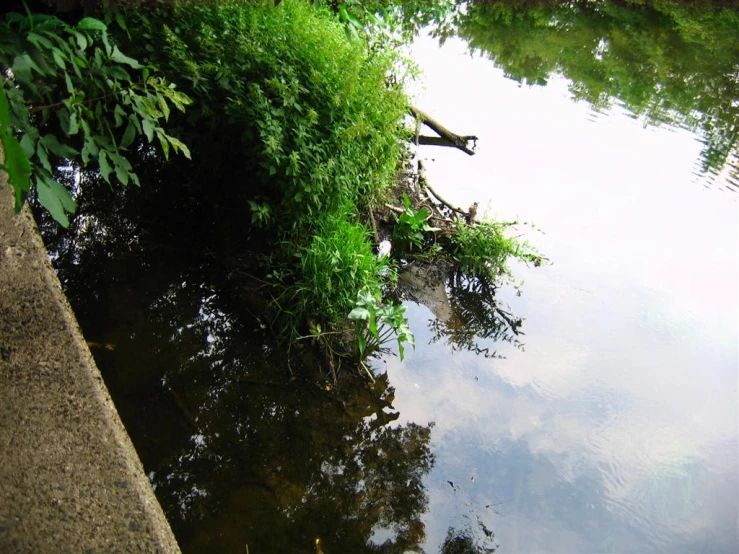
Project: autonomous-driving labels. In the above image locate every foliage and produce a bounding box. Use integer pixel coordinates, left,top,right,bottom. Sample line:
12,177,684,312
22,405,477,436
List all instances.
450,219,543,283
0,10,190,226
248,198,272,228
109,1,419,362
452,0,739,184
320,0,458,43
121,0,409,232
277,211,386,337
348,286,414,373
392,192,440,252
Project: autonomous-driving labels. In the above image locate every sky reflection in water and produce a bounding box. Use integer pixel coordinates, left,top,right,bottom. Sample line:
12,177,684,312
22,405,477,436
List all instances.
385,35,739,553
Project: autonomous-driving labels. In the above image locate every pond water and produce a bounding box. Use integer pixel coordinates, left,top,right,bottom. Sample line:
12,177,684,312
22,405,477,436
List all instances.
37,7,738,554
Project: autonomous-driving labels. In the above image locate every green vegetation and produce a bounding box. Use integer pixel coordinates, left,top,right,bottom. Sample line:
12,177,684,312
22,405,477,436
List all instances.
284,211,384,336
451,219,541,283
349,286,414,375
1,0,544,380
392,192,440,253
0,10,191,226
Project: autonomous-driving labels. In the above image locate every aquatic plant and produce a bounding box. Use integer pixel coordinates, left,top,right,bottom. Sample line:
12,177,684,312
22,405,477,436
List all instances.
348,286,414,378
450,219,543,283
392,192,440,253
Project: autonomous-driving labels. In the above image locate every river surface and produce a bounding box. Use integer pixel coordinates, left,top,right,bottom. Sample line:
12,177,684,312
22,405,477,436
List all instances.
389,34,739,553
38,12,738,554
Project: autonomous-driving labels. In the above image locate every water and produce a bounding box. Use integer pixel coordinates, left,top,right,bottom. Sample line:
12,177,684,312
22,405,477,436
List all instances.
37,7,739,554
389,33,738,553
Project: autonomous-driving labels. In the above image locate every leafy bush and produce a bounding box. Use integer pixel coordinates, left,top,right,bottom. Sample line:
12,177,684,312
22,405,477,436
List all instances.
392,192,439,252
348,286,414,370
121,0,410,231
0,10,190,226
113,1,416,359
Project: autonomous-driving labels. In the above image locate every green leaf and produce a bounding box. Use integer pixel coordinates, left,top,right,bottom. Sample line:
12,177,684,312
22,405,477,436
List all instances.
98,150,112,183
1,133,32,210
348,307,370,320
36,143,51,171
115,13,128,33
357,333,366,358
11,55,34,85
36,175,76,227
64,72,74,94
81,137,98,164
101,30,112,57
77,17,107,31
27,32,54,50
369,311,378,338
157,94,170,121
70,31,87,51
113,103,125,127
110,46,141,69
106,65,130,82
142,118,154,142
51,49,66,70
156,128,170,160
40,134,79,158
19,133,35,158
120,119,136,149
67,112,79,135
166,135,191,159
93,47,103,69
168,89,192,111
0,84,11,130
114,161,129,186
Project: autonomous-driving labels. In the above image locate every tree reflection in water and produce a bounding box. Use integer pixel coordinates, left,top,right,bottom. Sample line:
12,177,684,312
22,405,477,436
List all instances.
399,262,524,359
448,0,739,193
34,182,444,553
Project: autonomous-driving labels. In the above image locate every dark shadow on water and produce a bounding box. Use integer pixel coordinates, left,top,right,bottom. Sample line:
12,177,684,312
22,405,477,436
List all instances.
34,181,444,553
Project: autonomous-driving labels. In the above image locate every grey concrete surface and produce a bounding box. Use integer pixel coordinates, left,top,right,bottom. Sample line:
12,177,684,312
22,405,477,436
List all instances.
0,168,181,553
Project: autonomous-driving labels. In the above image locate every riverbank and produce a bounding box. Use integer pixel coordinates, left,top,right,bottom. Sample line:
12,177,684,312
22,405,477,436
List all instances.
0,178,180,553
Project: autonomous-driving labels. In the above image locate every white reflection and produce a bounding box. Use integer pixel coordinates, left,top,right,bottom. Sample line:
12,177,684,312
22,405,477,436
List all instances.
384,34,739,553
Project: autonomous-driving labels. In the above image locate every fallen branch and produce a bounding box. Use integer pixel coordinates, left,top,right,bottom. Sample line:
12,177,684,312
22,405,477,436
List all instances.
410,105,478,156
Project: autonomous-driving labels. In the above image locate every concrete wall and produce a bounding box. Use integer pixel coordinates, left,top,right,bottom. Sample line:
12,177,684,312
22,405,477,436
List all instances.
0,166,181,553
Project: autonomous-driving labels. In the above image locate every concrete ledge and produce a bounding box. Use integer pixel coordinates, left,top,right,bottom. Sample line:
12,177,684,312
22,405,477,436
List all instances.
0,176,180,553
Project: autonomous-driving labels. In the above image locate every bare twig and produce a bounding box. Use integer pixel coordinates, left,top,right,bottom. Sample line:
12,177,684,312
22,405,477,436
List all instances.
424,181,468,217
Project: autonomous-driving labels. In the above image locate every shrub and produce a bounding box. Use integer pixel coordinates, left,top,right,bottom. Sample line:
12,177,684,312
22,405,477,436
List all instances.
450,219,543,282
120,0,410,232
